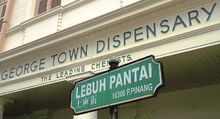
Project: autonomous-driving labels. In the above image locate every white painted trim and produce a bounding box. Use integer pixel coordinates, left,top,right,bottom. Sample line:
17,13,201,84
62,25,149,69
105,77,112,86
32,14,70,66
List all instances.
1,22,220,87
1,0,176,62
62,0,94,12
7,6,62,35
7,0,93,35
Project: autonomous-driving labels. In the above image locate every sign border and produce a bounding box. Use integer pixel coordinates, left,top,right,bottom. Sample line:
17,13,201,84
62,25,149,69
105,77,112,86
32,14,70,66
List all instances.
70,55,164,114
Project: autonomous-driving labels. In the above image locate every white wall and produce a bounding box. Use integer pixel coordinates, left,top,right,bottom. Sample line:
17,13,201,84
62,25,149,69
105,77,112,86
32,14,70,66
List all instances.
24,15,59,43
121,0,141,6
4,0,143,51
4,31,24,51
62,0,121,29
9,0,31,28
62,0,78,6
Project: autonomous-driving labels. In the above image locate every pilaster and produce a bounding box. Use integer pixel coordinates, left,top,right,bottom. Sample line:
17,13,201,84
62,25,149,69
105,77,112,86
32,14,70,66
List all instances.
0,98,13,119
73,111,97,119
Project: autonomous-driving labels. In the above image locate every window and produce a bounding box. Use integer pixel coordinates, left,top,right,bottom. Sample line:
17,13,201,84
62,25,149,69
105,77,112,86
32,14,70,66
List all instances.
35,0,61,15
0,0,7,32
0,0,6,5
51,0,61,9
1,4,6,17
0,19,3,32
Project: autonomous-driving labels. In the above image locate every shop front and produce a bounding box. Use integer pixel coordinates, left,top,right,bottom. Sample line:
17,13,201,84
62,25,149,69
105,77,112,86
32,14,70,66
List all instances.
0,0,220,119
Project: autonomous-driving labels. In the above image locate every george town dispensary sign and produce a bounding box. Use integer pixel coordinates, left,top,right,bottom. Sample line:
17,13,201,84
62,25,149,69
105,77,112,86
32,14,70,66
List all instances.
70,56,163,114
0,2,217,82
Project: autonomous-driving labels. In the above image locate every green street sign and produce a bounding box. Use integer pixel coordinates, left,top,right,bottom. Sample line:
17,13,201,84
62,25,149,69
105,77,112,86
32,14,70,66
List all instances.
70,56,163,114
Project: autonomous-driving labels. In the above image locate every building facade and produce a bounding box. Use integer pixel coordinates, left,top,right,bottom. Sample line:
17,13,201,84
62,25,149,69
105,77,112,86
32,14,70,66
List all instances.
0,0,220,119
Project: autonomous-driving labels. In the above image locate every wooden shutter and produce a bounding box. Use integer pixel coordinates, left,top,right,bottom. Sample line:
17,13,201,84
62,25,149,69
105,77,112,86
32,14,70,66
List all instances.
1,4,6,17
51,0,61,9
38,0,48,14
0,0,6,32
0,0,6,5
0,19,3,32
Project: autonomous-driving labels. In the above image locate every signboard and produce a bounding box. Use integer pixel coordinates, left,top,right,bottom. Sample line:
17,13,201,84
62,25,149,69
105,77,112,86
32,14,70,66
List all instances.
70,56,163,114
0,2,216,82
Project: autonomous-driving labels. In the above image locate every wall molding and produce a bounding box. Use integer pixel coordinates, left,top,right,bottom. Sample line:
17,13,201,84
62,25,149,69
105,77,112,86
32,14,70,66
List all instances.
7,0,92,35
0,0,177,62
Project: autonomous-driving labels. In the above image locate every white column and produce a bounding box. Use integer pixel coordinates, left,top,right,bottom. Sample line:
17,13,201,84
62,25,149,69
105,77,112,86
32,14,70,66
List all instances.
0,98,13,119
25,0,35,19
73,111,97,119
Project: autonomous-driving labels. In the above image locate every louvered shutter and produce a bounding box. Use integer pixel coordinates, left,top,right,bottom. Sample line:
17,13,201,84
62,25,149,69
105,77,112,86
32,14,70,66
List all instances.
38,0,48,14
51,0,61,9
0,0,6,5
0,0,6,32
0,19,3,32
1,4,6,17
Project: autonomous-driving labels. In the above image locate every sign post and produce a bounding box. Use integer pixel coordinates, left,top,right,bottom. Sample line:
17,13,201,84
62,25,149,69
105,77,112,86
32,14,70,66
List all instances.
70,55,163,114
108,58,120,119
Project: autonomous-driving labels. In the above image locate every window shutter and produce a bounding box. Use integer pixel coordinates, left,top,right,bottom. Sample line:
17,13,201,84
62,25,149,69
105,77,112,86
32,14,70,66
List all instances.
0,0,6,5
38,0,48,14
0,6,2,18
0,19,3,32
1,4,6,17
51,0,61,9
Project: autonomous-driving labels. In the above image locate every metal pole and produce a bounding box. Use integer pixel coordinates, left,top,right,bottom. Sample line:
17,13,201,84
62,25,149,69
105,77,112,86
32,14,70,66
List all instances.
110,106,118,119
108,58,119,119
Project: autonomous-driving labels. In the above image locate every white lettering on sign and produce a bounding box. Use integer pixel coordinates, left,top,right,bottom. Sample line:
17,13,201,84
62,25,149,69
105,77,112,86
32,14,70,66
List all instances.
76,62,153,99
126,83,153,96
111,83,153,99
110,63,152,89
76,78,106,99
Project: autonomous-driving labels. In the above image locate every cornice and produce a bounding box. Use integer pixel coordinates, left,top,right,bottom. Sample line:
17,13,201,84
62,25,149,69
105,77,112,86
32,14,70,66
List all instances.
1,22,220,88
0,0,179,62
7,0,92,35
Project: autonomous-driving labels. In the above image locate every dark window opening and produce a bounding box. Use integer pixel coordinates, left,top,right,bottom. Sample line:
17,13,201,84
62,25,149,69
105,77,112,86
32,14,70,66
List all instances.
51,0,61,9
1,4,6,17
38,0,48,14
0,19,3,32
36,0,61,15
